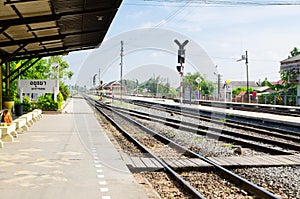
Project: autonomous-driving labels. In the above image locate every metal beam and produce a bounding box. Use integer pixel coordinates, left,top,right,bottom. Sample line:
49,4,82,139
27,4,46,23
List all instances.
0,29,105,47
10,57,42,83
0,44,27,65
0,7,117,27
3,58,32,83
0,35,65,47
7,40,99,59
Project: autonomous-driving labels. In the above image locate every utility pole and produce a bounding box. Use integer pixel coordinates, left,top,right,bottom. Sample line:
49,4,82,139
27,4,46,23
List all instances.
174,39,189,103
98,68,101,85
217,74,221,101
245,51,249,103
237,50,249,103
120,41,124,102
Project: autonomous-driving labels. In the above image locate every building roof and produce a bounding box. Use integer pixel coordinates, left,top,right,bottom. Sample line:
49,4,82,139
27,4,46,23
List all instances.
0,0,122,62
280,54,300,71
280,54,300,64
229,81,258,89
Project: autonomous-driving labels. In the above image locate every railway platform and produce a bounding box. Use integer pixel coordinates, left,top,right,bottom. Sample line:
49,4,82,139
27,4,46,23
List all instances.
0,97,148,199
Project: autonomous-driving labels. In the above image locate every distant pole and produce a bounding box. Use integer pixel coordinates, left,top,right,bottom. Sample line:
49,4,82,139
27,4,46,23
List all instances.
245,51,249,103
217,74,221,101
120,41,124,102
237,50,249,103
98,68,101,85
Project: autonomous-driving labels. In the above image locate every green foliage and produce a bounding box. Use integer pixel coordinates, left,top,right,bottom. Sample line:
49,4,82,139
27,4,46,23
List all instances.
183,72,215,95
37,94,59,111
288,47,300,58
138,76,171,96
168,87,178,98
22,96,32,112
57,92,64,109
48,56,74,80
232,87,254,95
59,81,70,100
21,58,50,79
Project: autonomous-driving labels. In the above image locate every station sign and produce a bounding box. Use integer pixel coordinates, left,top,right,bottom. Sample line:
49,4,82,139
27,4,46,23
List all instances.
18,79,59,93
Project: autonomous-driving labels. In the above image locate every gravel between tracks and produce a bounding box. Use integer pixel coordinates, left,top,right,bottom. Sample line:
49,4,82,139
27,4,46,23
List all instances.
233,166,300,199
97,101,300,198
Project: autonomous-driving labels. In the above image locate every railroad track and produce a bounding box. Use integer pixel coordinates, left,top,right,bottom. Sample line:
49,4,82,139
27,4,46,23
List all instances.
102,99,299,156
195,100,300,117
85,96,281,198
129,99,300,136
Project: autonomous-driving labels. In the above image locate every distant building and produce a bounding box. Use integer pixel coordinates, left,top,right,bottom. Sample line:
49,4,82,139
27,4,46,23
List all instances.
280,54,300,105
228,81,258,90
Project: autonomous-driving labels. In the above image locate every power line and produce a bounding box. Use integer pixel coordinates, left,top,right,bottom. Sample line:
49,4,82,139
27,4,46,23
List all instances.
143,0,300,6
124,0,300,7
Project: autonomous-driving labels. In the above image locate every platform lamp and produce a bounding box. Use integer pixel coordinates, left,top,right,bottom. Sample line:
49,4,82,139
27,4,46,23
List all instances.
237,51,249,103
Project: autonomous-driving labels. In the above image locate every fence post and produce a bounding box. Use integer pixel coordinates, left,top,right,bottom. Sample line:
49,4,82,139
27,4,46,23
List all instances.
274,95,276,105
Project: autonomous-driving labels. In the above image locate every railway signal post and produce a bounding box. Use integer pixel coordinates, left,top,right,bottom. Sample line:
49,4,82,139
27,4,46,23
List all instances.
174,39,189,103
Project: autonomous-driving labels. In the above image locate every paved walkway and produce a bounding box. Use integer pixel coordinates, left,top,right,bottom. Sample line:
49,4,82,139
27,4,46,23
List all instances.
0,97,148,199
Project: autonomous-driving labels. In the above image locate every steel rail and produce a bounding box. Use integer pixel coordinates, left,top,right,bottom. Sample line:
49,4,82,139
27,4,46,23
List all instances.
130,99,300,136
109,104,294,155
96,100,280,199
91,101,206,199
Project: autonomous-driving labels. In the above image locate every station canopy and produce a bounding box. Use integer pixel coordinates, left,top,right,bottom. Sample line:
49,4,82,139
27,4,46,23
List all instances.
0,0,122,61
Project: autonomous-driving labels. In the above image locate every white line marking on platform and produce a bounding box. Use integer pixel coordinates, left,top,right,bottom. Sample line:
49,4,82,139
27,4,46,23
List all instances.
99,181,107,185
94,160,100,164
102,196,111,199
100,188,109,192
96,169,103,173
94,156,99,160
97,175,104,179
95,164,102,168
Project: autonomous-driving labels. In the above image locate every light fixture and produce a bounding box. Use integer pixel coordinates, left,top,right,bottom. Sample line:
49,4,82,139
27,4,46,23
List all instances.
96,16,104,21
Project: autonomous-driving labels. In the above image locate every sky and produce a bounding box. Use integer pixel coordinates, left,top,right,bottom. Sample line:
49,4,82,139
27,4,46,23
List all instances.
64,0,300,88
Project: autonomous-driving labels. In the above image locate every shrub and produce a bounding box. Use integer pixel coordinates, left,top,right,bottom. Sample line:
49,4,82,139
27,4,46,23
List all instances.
57,92,64,109
22,96,32,112
37,94,59,111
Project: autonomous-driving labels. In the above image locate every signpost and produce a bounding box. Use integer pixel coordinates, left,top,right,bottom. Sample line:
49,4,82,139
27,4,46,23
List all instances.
174,39,189,103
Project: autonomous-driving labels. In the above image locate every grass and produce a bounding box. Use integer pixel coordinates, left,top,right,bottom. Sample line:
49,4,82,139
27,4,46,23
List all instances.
222,143,235,149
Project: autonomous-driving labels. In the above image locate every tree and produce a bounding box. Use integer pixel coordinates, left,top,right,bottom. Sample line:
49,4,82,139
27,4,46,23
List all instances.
288,47,300,58
47,56,74,81
183,72,215,95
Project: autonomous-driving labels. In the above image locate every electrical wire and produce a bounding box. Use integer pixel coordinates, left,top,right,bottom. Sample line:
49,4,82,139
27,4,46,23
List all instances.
124,0,300,6
144,0,300,6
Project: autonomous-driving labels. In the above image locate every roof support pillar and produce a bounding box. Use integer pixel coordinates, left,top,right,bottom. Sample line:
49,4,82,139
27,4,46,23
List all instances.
0,61,2,110
4,62,12,101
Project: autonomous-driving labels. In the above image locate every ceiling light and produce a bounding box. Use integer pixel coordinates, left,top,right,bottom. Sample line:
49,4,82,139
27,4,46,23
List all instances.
96,16,104,21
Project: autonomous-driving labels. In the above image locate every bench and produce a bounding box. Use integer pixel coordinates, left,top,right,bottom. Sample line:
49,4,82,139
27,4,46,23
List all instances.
0,122,17,142
0,129,3,148
13,117,28,134
20,113,33,127
31,109,42,122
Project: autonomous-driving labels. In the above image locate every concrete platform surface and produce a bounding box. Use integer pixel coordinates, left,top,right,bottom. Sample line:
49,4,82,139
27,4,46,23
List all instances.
0,98,148,199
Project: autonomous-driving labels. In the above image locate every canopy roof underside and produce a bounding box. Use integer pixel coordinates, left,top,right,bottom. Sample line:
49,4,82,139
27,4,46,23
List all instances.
0,0,122,61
